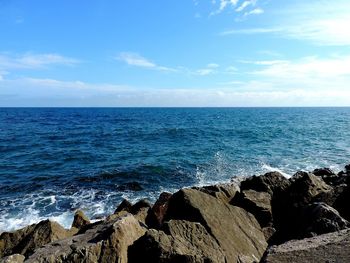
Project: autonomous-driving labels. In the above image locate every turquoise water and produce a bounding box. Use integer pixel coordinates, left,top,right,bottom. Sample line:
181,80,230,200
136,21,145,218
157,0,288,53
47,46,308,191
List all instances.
0,107,349,231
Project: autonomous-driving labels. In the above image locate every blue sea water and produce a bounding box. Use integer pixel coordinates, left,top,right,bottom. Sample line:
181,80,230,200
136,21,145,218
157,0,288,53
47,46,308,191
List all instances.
0,107,350,231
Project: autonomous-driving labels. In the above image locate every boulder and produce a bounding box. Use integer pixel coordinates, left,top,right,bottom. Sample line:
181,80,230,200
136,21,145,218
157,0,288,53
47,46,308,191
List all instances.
288,172,332,208
26,214,146,263
193,182,239,203
240,172,290,196
129,220,226,263
300,202,349,237
271,172,333,244
165,188,267,263
262,228,350,263
0,254,25,263
145,192,172,229
230,189,273,228
0,220,72,258
71,210,90,229
130,199,151,214
114,199,132,214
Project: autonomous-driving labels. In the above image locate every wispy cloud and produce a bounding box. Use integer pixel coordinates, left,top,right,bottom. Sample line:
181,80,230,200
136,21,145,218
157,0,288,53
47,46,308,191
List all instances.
193,63,220,75
0,53,79,70
210,0,239,16
235,0,256,12
117,52,177,72
221,0,350,46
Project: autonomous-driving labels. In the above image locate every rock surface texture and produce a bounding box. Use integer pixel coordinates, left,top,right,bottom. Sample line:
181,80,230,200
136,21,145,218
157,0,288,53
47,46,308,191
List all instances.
1,164,350,263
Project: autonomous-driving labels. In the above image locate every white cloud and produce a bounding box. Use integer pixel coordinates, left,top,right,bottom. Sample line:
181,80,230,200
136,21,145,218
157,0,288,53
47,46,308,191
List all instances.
250,56,350,79
221,0,350,46
0,53,79,70
244,8,263,16
210,0,239,16
235,0,255,12
117,52,176,72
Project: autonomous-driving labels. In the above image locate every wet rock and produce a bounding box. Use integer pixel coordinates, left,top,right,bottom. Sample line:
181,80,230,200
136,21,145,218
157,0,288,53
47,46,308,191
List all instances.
230,189,273,228
165,188,267,263
129,220,225,263
26,214,146,263
262,228,350,263
0,220,72,258
0,254,25,263
114,199,132,214
116,182,143,191
145,192,172,229
240,171,290,196
71,210,90,229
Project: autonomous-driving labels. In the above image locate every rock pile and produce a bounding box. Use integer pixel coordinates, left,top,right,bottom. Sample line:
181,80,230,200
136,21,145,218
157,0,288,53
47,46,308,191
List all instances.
1,164,350,262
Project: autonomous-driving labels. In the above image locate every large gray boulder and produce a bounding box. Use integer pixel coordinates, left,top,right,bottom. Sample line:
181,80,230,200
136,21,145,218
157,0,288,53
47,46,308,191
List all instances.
129,220,226,263
165,188,267,263
262,228,350,263
26,214,146,263
0,220,73,258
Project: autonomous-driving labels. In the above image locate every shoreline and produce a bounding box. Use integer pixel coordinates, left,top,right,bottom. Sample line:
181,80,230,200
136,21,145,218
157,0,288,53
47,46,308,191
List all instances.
1,163,350,262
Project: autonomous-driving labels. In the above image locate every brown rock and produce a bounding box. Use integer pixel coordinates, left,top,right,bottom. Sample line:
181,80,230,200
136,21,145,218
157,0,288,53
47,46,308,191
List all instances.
165,188,267,263
0,254,25,263
230,189,273,228
145,192,172,229
240,171,290,196
262,228,350,263
0,220,72,258
193,182,239,203
114,199,132,214
26,214,146,263
71,210,90,229
129,220,226,263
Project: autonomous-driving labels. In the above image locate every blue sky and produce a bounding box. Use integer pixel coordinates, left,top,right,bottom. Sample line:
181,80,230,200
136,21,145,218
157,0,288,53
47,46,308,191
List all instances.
0,0,350,106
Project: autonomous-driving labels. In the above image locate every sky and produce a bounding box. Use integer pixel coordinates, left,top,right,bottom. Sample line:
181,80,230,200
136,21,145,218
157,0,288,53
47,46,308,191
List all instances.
0,0,350,107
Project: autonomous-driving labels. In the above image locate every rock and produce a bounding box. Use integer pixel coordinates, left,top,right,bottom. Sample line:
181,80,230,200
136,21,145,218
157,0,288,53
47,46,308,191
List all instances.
345,164,350,173
165,188,267,263
193,182,239,203
312,168,335,177
114,199,132,214
271,173,333,244
116,182,143,191
262,228,350,263
145,192,172,229
0,254,25,263
230,189,273,228
288,172,332,208
71,210,90,229
333,185,350,221
0,220,72,258
130,199,151,214
300,202,349,237
313,168,348,186
129,220,226,263
240,171,290,196
26,214,146,263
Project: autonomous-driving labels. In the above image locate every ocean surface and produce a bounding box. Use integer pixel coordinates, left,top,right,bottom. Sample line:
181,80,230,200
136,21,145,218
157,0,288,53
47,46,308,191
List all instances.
0,107,350,232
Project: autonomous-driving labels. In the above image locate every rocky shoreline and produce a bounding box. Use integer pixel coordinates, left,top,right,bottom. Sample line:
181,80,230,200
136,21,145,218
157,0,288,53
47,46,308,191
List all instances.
1,164,350,263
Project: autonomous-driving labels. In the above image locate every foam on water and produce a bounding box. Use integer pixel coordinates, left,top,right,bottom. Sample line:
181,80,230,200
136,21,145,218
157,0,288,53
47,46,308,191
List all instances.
1,107,350,232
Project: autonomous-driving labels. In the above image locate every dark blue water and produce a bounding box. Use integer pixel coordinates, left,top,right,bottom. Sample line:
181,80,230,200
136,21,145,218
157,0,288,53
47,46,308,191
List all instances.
1,107,350,231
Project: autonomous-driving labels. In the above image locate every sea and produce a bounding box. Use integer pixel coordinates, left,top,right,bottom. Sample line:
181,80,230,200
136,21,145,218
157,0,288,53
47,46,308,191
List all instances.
1,107,349,232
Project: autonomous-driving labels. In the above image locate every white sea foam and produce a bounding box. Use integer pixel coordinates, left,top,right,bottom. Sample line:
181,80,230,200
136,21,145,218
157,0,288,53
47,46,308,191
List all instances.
261,163,292,178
